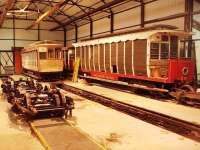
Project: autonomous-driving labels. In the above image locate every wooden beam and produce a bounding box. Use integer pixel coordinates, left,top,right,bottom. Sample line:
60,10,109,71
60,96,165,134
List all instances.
110,12,114,33
184,0,193,32
64,28,67,47
50,0,124,31
75,25,78,42
141,0,145,27
26,0,69,30
0,0,15,27
90,21,93,38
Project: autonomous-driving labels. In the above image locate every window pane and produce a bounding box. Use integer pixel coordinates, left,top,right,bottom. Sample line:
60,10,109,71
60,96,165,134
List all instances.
162,35,169,41
180,41,186,58
48,48,54,59
187,41,193,58
161,43,169,59
150,43,159,59
55,48,62,59
170,36,178,58
39,52,46,59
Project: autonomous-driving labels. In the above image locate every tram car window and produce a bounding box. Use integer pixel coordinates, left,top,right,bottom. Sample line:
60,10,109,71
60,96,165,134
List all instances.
170,36,178,58
39,52,47,59
150,43,159,59
48,48,54,59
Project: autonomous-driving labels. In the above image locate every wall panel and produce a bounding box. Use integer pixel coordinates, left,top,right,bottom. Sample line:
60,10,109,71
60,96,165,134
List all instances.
93,18,110,35
40,22,59,30
145,0,184,21
40,30,64,41
66,40,75,48
114,7,140,30
0,29,13,39
78,24,90,38
15,20,38,29
15,40,36,48
0,40,13,50
67,28,75,40
15,29,38,40
145,17,185,30
2,20,13,28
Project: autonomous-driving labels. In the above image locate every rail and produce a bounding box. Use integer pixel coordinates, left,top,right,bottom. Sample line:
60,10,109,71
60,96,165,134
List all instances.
56,83,200,143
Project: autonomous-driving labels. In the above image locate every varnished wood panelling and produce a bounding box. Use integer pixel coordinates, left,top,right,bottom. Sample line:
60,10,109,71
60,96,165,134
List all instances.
89,45,94,71
39,60,63,72
105,43,110,72
134,39,147,76
118,41,124,74
85,46,89,70
125,40,133,75
81,46,85,70
150,59,168,77
111,43,117,73
99,44,104,71
94,45,99,71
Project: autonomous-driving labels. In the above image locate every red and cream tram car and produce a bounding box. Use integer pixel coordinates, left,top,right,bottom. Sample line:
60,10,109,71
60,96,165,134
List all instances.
22,40,64,78
72,28,195,90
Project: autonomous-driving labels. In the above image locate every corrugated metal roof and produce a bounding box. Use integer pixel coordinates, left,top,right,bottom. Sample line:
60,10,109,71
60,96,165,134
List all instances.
2,0,140,29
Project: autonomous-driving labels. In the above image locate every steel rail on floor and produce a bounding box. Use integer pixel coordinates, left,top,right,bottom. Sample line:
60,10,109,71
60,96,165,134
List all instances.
57,83,200,143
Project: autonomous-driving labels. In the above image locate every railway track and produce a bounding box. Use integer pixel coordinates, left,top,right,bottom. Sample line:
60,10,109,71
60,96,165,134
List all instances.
80,75,200,108
56,83,200,143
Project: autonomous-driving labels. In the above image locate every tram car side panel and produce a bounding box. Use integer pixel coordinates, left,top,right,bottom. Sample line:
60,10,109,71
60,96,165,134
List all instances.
39,60,63,72
22,49,38,72
72,29,195,86
133,39,147,76
37,46,64,73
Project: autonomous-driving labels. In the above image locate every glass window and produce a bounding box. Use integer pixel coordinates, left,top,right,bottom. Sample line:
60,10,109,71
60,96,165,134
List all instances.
161,43,169,59
48,48,54,59
55,48,62,59
188,41,193,58
170,36,178,58
162,35,169,41
180,41,192,58
150,43,159,59
180,41,186,58
39,52,46,59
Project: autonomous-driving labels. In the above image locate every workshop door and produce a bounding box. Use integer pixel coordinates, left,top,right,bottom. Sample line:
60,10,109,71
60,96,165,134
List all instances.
14,47,23,74
0,51,14,75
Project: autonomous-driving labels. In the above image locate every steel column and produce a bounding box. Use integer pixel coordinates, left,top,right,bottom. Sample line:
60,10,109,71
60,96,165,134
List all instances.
90,21,93,38
110,12,114,33
64,28,67,47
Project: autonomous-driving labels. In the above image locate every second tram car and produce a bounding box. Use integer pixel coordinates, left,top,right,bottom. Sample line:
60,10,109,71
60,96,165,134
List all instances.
22,40,64,79
71,27,195,91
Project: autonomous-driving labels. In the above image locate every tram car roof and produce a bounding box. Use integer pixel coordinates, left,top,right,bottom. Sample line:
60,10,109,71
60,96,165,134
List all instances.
24,40,63,51
73,28,192,47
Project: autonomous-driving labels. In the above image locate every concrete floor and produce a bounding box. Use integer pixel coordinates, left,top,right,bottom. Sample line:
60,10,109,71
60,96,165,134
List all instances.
1,76,200,150
60,87,200,150
0,94,44,150
64,80,200,125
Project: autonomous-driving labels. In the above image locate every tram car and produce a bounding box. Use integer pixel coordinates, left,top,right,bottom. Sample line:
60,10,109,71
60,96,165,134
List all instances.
70,25,195,92
22,40,64,79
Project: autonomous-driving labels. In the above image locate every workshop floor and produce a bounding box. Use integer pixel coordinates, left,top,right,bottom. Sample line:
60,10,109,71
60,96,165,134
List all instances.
0,90,44,150
59,83,200,150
